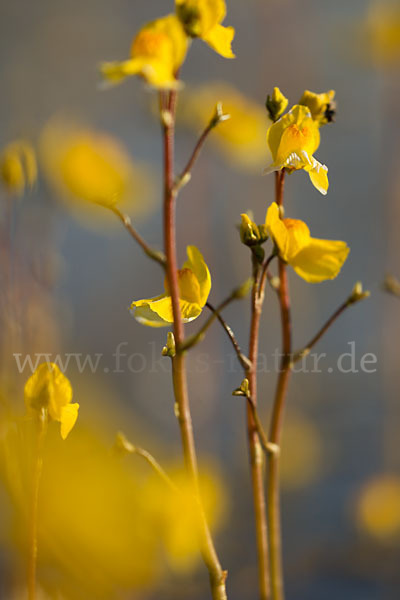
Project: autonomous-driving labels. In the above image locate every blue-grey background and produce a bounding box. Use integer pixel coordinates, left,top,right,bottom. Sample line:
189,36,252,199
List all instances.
1,0,399,598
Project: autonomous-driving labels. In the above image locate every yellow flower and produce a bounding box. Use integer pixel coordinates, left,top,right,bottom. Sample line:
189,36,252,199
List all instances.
176,0,235,58
263,104,329,195
0,140,37,195
24,363,79,440
131,246,211,327
101,15,188,88
360,1,400,67
356,475,400,541
40,118,154,227
265,202,349,283
181,83,270,171
298,89,336,126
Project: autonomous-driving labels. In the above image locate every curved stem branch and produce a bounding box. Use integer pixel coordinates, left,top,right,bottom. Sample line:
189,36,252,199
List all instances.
205,302,251,371
110,206,166,268
175,103,228,192
292,291,365,363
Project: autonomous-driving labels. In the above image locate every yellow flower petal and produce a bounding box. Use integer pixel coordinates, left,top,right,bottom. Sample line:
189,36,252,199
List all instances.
131,295,202,327
203,24,235,58
182,245,211,307
307,161,329,195
100,58,144,84
290,238,349,283
265,202,290,260
282,218,311,259
60,403,80,440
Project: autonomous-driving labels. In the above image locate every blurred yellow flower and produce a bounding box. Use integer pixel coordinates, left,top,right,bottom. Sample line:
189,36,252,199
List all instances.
280,415,323,490
298,89,336,126
176,0,235,58
356,475,400,541
101,15,188,88
24,363,79,440
360,1,400,67
0,140,37,195
40,118,154,227
266,202,349,283
131,245,211,326
264,104,329,195
143,463,227,572
181,83,271,171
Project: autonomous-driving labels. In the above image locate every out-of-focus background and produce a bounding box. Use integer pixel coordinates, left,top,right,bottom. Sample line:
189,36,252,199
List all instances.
0,0,400,598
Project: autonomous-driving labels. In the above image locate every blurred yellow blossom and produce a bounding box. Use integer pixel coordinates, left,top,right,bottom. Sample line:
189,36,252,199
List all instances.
40,118,154,227
101,15,188,88
0,140,37,195
131,245,211,326
298,89,336,126
176,0,235,58
264,104,329,195
181,83,271,171
266,87,289,122
356,475,400,541
24,363,78,440
360,1,400,67
266,202,349,283
280,415,323,490
143,462,227,572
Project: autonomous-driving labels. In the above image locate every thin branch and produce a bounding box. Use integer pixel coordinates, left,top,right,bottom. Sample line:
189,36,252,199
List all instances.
259,253,278,300
114,432,178,492
292,283,370,364
178,294,235,353
205,302,252,370
110,205,166,268
175,103,230,193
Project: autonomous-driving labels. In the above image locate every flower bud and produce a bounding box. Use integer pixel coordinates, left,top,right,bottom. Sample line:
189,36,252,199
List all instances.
0,140,37,195
265,87,288,122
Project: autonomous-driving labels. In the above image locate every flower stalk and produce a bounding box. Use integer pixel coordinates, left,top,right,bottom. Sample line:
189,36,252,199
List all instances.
161,89,227,600
27,409,47,600
246,254,271,600
267,171,291,600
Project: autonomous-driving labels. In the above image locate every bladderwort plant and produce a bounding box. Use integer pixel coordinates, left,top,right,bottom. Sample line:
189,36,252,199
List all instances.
2,1,372,599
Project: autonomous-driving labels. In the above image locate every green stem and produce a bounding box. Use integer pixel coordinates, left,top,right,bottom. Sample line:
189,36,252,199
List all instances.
161,90,227,600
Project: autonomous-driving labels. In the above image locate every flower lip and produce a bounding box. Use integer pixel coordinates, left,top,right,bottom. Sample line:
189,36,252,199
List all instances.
265,202,349,283
131,245,211,327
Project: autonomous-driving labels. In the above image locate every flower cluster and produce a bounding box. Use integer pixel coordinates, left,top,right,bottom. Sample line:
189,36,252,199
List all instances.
101,0,235,89
264,88,336,195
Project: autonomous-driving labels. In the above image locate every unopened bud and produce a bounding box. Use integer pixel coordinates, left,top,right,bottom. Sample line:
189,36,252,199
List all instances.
162,331,176,357
266,87,288,122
